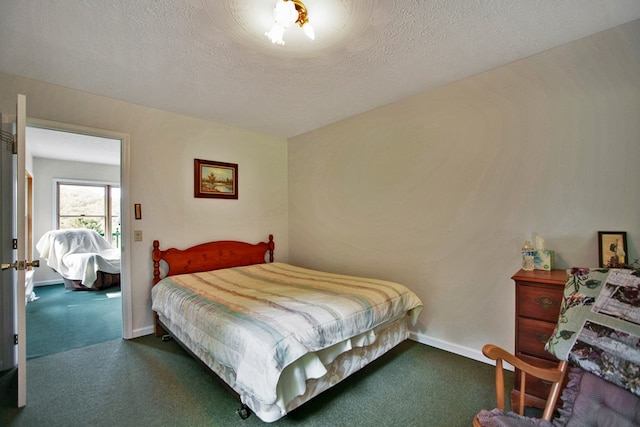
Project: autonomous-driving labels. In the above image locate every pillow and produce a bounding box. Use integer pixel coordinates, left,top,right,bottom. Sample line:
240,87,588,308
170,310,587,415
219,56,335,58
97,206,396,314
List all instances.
545,268,640,397
554,367,640,427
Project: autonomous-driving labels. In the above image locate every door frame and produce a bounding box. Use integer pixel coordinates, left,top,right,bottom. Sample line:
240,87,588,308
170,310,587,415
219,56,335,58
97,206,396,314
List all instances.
27,118,132,339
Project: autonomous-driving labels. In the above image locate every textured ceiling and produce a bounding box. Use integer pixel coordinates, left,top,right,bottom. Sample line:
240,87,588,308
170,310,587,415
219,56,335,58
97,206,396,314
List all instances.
1,0,639,140
26,127,121,166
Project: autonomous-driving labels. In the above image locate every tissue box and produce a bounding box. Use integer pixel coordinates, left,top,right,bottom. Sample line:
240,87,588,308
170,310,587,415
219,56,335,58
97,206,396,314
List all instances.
534,250,555,270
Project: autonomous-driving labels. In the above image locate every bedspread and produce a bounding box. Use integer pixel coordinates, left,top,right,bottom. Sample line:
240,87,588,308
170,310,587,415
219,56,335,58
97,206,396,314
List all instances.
151,262,423,406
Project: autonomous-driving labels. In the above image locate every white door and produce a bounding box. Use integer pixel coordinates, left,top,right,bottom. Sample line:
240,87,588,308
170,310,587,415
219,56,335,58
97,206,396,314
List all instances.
0,94,30,407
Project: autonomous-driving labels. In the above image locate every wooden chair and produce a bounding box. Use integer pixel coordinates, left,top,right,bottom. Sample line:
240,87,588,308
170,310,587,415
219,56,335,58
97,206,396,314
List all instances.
473,344,569,427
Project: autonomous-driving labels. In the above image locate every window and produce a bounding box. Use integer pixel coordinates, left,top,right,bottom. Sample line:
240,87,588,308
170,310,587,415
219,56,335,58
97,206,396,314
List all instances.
56,181,121,248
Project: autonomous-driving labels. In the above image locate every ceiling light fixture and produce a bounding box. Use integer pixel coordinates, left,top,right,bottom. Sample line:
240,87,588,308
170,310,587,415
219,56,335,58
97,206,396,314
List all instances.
265,0,315,46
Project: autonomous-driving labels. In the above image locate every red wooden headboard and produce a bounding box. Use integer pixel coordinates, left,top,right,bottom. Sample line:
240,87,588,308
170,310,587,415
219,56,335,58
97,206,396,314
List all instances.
152,234,275,285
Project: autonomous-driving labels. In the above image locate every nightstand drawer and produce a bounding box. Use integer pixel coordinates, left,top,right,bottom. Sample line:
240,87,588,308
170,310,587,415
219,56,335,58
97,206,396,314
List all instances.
517,317,557,360
517,284,563,322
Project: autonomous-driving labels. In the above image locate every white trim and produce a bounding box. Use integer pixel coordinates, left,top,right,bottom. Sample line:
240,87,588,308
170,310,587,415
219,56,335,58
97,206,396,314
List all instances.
120,133,132,339
27,118,133,340
52,177,119,185
132,325,155,338
409,331,514,371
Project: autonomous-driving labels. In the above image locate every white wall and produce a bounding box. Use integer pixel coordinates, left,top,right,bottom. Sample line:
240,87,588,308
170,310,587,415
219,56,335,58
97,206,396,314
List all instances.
288,20,640,360
31,157,120,284
0,77,289,337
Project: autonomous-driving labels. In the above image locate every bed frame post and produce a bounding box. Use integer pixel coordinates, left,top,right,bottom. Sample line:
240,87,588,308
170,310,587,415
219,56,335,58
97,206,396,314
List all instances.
151,239,167,337
152,239,161,285
268,234,274,262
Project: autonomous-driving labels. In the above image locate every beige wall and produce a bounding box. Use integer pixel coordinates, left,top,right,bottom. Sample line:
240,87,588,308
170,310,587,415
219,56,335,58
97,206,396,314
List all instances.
288,20,640,359
0,77,289,337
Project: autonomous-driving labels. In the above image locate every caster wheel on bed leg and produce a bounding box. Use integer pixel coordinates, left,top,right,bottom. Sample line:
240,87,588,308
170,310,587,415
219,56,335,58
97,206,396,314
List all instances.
161,334,172,342
237,405,251,420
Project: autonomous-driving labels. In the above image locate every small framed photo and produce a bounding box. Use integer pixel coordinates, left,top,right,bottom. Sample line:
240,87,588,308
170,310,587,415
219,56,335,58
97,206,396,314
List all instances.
598,231,628,268
194,159,238,199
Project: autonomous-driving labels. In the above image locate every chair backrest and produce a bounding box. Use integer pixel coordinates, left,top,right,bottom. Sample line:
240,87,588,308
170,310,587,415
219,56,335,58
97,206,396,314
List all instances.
482,344,568,420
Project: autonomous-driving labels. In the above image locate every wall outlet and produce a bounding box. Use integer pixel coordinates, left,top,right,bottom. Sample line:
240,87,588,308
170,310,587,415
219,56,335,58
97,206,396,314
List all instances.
134,230,143,242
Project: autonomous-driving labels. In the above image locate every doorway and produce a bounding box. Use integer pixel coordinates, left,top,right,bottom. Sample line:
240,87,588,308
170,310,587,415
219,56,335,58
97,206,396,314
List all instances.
25,123,127,357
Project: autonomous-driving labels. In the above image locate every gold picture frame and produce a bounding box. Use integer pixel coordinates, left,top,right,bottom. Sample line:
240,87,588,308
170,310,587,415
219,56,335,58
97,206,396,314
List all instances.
598,231,627,268
194,159,238,199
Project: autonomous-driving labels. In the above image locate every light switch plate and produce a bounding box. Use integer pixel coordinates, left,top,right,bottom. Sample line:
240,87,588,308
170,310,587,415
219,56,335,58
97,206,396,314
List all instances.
134,230,143,241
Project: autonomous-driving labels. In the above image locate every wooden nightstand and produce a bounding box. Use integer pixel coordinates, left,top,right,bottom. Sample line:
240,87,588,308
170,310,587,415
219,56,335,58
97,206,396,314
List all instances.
511,269,568,412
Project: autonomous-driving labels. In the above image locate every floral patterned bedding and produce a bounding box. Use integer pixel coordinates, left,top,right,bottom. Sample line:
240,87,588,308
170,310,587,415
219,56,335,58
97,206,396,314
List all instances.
545,268,640,396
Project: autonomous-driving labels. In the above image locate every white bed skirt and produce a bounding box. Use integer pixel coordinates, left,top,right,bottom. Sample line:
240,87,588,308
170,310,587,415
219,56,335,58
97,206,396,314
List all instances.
158,313,411,422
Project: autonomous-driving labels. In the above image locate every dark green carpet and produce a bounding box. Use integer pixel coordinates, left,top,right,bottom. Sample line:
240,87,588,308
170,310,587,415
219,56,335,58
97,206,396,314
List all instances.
0,337,511,427
26,284,122,359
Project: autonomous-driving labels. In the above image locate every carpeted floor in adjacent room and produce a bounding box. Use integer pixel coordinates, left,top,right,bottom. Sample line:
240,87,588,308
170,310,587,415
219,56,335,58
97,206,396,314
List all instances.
26,283,122,359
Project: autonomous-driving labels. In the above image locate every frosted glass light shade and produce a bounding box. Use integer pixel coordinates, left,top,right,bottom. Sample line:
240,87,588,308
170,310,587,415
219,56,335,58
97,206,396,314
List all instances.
265,0,314,45
302,23,315,40
266,23,287,45
273,0,298,26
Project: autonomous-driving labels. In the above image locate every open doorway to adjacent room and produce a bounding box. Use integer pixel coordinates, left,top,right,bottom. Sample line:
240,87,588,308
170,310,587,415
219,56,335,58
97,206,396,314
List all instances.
25,125,123,358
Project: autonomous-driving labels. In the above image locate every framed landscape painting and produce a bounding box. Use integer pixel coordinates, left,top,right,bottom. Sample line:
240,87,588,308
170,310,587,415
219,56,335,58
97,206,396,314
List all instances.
194,159,238,199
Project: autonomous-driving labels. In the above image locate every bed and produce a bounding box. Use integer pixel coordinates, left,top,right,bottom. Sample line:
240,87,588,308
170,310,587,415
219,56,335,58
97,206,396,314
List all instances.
151,235,423,422
36,228,121,290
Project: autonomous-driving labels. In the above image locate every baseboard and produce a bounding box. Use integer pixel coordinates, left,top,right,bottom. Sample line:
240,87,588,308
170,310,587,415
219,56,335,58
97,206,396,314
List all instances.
131,325,155,339
409,331,514,371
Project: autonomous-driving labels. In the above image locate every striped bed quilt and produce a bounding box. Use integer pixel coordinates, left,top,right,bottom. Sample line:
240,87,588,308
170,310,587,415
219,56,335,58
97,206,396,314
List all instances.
151,262,423,408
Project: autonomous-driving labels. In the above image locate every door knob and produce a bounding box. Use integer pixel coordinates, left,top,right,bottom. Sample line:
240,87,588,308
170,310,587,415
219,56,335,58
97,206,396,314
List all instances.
2,260,40,270
1,261,17,271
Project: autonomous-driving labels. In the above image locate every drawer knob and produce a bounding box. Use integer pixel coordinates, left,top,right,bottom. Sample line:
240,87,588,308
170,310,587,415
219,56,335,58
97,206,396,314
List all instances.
535,296,557,310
